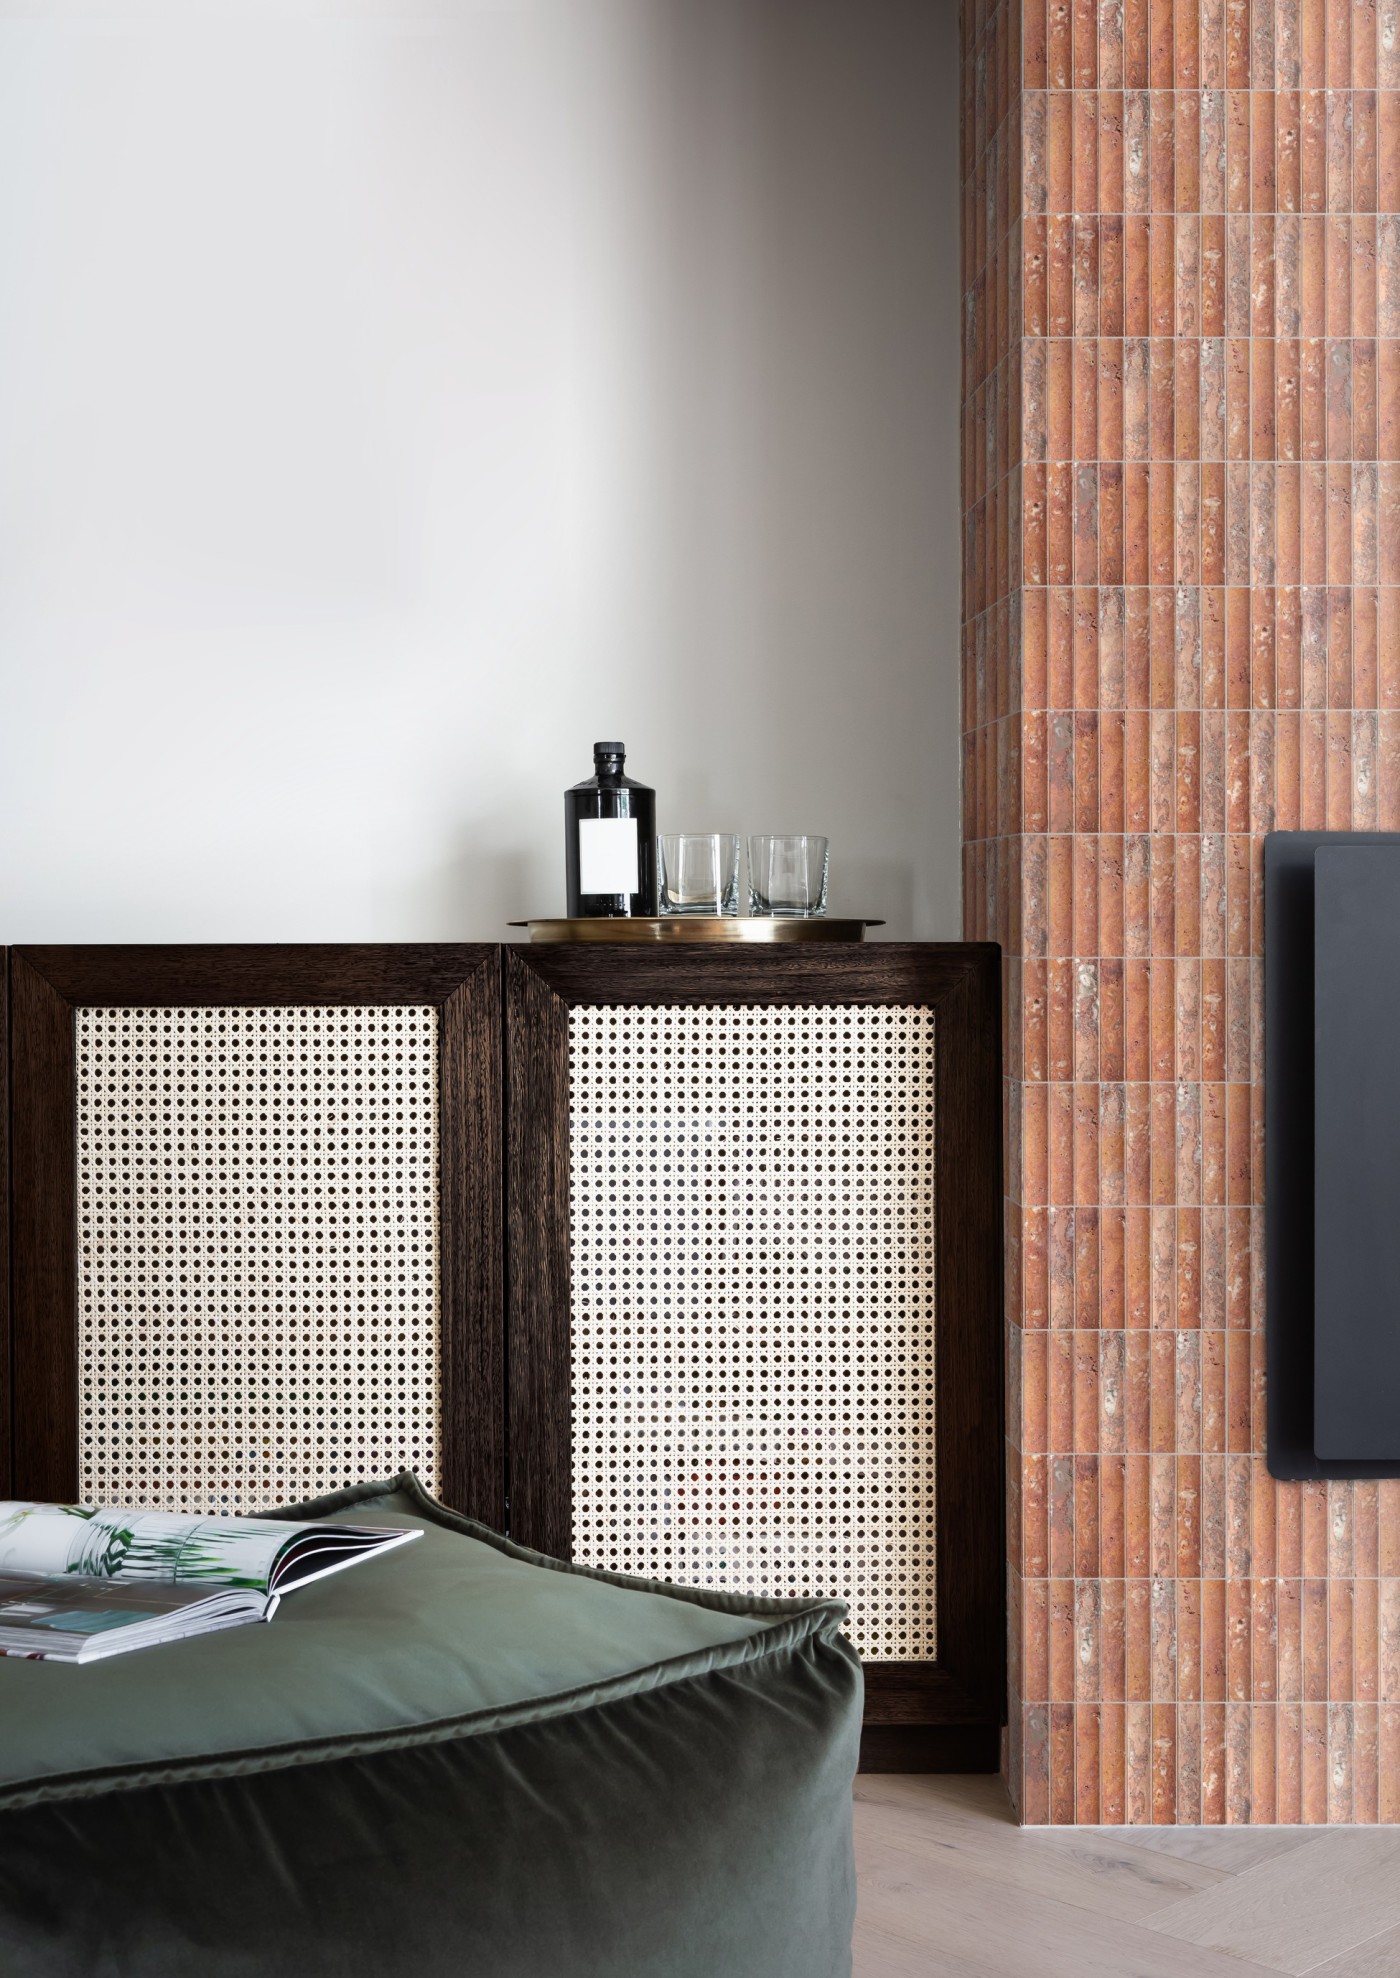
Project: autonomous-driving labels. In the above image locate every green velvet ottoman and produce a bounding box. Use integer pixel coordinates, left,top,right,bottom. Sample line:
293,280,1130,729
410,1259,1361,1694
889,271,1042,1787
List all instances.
0,1474,862,1977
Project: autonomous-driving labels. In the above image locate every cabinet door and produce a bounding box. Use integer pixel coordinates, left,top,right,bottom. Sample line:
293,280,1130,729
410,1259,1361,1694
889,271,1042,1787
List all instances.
505,943,1003,1761
7,946,502,1523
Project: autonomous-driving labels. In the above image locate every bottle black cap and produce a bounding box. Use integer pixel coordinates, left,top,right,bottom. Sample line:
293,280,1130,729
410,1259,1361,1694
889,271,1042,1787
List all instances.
593,741,625,756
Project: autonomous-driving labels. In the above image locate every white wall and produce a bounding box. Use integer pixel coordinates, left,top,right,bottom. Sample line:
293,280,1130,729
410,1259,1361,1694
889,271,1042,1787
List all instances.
0,0,961,942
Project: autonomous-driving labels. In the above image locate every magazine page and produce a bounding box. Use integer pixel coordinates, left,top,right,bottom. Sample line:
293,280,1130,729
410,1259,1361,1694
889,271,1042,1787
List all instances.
260,1523,419,1592
0,1504,420,1596
0,1571,272,1664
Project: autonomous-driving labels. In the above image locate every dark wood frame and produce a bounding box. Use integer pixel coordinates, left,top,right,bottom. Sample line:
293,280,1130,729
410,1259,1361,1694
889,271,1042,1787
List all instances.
504,943,1005,1764
5,940,1004,1768
6,946,503,1522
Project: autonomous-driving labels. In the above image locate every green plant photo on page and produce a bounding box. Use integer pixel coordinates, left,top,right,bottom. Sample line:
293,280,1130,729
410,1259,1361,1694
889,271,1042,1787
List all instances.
0,1503,419,1662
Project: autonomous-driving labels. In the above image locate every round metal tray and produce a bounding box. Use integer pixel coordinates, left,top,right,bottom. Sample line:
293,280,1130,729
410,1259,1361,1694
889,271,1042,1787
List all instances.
509,917,882,944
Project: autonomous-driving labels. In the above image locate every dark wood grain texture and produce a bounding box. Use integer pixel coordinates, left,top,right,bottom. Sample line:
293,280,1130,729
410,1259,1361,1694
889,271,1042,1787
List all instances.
503,951,574,1561
927,946,1005,1721
862,1664,992,1724
507,943,993,1009
858,1724,1001,1773
8,946,502,1511
437,963,504,1524
504,942,1005,1762
10,955,78,1501
15,945,486,1007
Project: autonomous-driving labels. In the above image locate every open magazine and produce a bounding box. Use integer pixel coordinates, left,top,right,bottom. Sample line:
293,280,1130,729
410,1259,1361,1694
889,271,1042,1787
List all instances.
0,1503,420,1664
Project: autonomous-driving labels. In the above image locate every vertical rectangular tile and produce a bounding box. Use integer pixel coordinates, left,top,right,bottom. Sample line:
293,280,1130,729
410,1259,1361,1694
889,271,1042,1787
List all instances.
971,0,1390,1827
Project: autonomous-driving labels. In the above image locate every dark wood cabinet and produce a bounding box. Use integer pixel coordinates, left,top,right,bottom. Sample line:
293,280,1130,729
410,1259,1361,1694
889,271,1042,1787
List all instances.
5,946,503,1522
4,940,1002,1767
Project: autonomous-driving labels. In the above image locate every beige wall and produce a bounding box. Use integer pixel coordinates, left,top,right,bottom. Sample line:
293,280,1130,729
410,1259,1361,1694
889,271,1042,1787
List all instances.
0,0,961,941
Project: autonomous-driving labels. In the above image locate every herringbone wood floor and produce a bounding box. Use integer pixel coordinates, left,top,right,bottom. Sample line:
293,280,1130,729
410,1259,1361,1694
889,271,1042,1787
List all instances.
854,1775,1400,1977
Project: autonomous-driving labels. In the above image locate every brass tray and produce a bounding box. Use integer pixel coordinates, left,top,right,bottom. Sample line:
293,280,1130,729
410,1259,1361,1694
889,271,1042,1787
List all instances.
509,918,882,944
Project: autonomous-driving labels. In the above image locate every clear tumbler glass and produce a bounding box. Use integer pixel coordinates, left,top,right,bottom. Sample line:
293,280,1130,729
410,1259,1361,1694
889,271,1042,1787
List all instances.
747,835,829,917
659,834,742,915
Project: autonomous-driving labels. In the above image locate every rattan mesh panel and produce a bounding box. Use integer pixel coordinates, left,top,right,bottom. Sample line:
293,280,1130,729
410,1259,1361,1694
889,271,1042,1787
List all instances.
76,1007,441,1513
569,1004,936,1660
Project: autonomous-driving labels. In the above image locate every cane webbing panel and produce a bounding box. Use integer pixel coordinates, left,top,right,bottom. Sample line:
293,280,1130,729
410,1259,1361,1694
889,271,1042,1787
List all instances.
76,1007,441,1514
569,1004,936,1660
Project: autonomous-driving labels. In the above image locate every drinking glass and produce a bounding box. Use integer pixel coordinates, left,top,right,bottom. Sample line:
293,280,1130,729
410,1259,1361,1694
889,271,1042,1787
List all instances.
747,835,829,917
659,834,742,915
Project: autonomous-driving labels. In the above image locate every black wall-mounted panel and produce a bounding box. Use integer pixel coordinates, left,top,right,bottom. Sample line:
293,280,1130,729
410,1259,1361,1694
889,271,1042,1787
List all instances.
1266,831,1400,1477
1314,847,1400,1459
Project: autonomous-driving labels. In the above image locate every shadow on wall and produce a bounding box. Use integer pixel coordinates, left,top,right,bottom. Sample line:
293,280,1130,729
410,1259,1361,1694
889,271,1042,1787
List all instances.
0,0,960,943
385,839,535,945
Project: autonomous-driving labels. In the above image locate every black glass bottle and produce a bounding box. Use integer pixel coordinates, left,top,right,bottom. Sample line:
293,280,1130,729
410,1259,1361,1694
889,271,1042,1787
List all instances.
565,742,657,917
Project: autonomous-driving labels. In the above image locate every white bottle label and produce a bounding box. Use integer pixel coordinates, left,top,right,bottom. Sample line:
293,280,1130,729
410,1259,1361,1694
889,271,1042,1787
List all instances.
578,816,639,895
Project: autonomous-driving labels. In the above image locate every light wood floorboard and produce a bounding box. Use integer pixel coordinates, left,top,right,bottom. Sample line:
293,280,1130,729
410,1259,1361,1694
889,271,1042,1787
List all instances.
1305,1921,1400,1977
853,1777,1400,1978
855,1831,1279,1978
1099,1826,1323,1873
1142,1832,1400,1975
853,1917,992,1978
856,1776,1235,1921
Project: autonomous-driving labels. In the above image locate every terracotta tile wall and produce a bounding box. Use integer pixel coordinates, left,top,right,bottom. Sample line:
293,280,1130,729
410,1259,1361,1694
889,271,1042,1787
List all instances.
962,0,1400,1821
